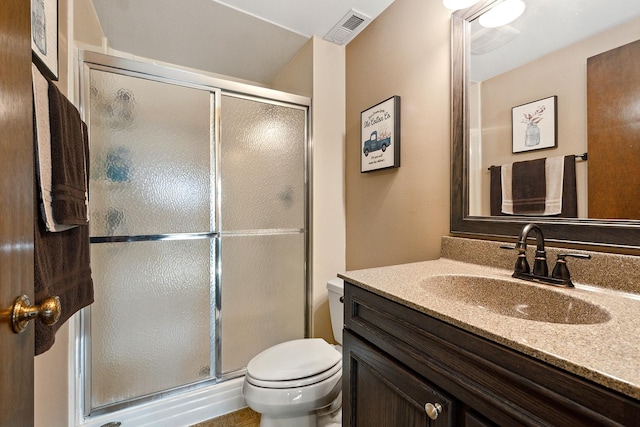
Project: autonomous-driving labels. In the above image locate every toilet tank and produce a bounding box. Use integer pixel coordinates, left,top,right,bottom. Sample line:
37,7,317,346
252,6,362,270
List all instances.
326,278,344,345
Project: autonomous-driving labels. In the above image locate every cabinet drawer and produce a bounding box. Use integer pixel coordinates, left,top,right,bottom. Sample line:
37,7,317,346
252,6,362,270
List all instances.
344,282,640,426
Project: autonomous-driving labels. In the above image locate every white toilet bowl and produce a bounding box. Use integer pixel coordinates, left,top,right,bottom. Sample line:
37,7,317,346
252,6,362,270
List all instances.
242,279,344,427
243,339,341,427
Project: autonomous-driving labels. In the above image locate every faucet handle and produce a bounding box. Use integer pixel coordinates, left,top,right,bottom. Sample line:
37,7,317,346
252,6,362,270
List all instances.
533,249,548,277
551,253,591,286
500,244,530,274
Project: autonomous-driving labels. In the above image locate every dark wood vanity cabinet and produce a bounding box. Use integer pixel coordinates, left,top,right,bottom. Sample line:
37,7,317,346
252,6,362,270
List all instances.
342,282,640,427
344,330,457,426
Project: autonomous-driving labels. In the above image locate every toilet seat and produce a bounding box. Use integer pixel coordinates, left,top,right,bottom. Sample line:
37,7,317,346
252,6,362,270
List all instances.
247,360,341,389
246,338,341,389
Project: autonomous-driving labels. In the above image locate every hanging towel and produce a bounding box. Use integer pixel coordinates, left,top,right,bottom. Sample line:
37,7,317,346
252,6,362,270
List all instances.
560,155,578,217
32,70,94,355
490,155,578,217
543,156,565,215
511,157,547,214
47,74,89,225
489,165,502,216
34,206,94,355
32,63,76,232
500,162,516,214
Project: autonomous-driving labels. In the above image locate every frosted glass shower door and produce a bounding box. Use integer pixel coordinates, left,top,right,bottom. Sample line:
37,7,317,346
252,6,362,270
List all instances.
87,68,215,409
219,95,307,373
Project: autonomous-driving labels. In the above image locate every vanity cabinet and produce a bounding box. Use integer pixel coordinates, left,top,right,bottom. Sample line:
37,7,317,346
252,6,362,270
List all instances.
344,330,457,426
342,282,640,426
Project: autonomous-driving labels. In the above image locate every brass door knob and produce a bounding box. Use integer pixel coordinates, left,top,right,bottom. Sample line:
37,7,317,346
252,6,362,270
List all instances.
10,295,61,334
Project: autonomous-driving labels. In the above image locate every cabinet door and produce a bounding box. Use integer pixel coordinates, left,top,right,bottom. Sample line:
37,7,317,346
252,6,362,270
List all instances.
344,330,455,427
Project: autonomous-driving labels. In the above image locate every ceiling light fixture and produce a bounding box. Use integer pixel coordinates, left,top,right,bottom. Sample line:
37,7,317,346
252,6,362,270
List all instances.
479,0,526,28
442,0,482,12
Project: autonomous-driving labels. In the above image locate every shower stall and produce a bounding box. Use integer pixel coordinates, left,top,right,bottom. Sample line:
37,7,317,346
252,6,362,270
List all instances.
78,51,310,422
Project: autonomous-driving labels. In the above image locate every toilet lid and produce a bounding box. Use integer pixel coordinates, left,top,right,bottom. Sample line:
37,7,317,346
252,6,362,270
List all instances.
246,338,341,382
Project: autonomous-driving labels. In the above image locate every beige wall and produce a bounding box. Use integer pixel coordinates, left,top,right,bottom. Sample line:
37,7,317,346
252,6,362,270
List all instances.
272,39,313,97
345,0,452,270
274,37,347,342
476,17,640,218
310,37,346,342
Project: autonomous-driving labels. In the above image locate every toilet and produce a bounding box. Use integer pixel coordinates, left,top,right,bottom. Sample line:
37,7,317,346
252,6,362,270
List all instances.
242,278,344,427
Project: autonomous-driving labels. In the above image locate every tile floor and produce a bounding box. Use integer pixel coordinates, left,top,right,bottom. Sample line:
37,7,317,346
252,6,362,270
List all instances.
191,408,261,427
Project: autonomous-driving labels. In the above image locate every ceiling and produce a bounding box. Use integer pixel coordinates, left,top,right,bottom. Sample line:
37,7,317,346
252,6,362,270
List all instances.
91,0,394,85
470,0,640,81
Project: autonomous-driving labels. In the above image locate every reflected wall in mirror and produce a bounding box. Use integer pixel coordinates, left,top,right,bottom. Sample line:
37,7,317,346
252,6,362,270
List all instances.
451,0,640,249
466,0,640,219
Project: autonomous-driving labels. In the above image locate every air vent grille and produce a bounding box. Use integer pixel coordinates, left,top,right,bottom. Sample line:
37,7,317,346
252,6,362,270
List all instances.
471,26,520,55
343,15,365,31
324,10,371,46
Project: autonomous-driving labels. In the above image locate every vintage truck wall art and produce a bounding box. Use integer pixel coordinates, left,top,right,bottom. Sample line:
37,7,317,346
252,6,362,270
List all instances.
362,130,391,156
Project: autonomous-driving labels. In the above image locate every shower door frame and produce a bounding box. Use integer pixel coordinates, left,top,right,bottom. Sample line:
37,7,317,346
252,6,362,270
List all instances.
76,50,312,421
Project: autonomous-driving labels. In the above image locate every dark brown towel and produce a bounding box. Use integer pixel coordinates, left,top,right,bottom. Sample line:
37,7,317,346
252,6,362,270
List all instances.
560,155,577,218
512,158,546,214
34,210,94,355
490,166,503,216
35,83,93,355
48,80,88,225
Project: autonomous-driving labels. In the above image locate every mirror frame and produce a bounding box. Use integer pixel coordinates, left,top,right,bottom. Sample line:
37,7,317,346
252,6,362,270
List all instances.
450,0,640,250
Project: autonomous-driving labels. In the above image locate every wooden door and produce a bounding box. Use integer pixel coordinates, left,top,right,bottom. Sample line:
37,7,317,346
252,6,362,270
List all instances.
587,39,640,219
0,0,35,426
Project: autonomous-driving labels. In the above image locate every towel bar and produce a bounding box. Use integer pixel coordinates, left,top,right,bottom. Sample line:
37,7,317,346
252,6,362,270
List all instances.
488,153,587,170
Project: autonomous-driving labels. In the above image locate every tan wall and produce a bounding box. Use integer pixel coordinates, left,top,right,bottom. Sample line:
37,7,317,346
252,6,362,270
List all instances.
310,37,346,342
274,37,347,342
74,0,105,48
345,0,452,270
477,17,640,218
272,39,313,97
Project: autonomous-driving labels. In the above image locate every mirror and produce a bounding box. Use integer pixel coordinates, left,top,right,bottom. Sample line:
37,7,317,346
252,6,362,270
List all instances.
451,0,640,248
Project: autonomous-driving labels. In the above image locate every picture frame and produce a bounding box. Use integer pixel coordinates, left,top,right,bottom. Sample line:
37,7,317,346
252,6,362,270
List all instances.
360,96,401,173
31,0,59,81
511,95,557,153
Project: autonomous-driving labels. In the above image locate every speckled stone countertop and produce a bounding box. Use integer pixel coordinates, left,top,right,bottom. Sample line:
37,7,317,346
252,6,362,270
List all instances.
338,237,640,400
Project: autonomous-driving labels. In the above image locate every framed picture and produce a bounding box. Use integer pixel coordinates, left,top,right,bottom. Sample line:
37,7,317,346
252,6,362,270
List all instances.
360,96,401,172
511,95,557,153
31,0,58,80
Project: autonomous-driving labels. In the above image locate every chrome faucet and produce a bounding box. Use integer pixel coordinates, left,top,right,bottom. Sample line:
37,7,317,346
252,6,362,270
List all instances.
514,223,548,277
504,224,591,288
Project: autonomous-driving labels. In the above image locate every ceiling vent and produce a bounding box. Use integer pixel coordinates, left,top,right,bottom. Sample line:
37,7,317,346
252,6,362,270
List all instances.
471,26,520,55
324,10,371,46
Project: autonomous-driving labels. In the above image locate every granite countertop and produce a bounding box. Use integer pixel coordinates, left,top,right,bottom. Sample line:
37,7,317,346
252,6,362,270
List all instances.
339,257,640,400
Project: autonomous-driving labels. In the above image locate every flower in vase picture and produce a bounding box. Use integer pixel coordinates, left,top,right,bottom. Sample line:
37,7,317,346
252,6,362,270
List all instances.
512,96,557,153
521,104,545,147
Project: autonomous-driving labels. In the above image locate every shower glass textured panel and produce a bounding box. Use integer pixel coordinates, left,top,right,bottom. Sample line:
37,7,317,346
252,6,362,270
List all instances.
90,239,213,408
220,234,305,373
89,69,213,236
220,95,305,231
